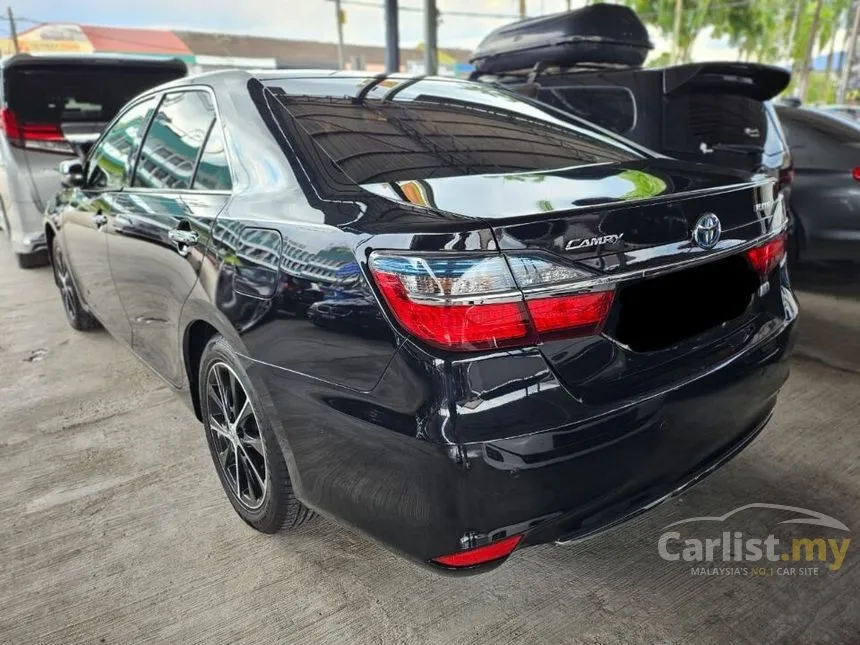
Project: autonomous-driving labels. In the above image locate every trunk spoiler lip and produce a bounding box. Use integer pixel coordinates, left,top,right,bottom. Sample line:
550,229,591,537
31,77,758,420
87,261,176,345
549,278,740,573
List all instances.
361,176,774,229
663,62,791,101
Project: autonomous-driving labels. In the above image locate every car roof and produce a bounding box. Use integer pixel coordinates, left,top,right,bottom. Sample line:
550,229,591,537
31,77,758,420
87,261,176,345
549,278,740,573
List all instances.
1,52,187,71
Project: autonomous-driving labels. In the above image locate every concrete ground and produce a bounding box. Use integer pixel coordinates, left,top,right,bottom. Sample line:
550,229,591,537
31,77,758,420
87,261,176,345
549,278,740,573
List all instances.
1,240,858,645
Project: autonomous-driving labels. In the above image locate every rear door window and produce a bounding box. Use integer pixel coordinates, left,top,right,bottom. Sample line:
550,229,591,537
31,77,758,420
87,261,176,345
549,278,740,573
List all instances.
86,97,158,190
537,86,636,134
132,91,215,190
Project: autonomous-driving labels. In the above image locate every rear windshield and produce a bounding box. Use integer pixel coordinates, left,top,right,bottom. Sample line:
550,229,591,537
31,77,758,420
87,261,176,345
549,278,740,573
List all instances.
5,65,185,125
262,76,642,186
664,92,768,155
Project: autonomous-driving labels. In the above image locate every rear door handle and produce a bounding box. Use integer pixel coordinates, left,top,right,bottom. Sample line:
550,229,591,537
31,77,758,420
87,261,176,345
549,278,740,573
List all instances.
92,213,107,228
168,228,198,256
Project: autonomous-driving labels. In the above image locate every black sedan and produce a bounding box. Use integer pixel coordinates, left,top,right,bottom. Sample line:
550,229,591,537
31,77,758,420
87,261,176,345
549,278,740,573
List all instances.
45,71,796,573
775,106,860,263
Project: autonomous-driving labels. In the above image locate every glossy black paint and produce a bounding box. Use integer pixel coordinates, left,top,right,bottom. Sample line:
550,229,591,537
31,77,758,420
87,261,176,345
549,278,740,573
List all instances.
45,71,797,572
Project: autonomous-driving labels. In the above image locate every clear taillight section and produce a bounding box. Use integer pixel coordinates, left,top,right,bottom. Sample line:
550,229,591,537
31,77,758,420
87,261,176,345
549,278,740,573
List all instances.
369,252,613,352
745,234,786,276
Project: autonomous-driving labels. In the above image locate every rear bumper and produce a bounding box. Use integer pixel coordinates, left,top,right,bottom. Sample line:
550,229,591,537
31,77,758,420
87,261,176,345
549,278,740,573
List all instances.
250,300,796,572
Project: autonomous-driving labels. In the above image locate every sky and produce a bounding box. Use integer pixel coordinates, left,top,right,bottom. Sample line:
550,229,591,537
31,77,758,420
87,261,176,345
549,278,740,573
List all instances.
11,0,841,61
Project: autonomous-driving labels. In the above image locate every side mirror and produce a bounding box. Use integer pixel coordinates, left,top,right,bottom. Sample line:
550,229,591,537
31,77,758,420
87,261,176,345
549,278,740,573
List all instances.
59,159,84,188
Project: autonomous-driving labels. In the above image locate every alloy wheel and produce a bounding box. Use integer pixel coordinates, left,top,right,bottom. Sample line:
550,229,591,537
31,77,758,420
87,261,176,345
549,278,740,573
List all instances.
205,362,268,510
53,245,78,324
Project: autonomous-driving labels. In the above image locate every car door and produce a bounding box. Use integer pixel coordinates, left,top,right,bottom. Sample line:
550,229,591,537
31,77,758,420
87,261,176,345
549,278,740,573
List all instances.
106,89,231,387
61,96,159,343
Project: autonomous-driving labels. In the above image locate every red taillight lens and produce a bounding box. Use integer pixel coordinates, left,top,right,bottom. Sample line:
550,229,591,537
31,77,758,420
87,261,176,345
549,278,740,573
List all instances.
369,253,613,352
526,291,614,337
0,108,73,154
852,167,860,181
746,235,786,276
432,534,522,568
373,271,534,351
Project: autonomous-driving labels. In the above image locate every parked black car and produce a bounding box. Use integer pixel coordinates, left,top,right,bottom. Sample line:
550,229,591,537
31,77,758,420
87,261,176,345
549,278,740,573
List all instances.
45,71,796,573
775,106,860,263
471,7,796,246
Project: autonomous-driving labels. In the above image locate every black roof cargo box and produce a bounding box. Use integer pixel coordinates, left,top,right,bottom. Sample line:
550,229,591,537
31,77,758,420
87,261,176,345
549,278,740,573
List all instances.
470,5,652,74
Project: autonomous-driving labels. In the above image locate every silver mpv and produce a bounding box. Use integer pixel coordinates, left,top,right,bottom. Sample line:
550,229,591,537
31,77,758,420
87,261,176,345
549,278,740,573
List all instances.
0,53,186,268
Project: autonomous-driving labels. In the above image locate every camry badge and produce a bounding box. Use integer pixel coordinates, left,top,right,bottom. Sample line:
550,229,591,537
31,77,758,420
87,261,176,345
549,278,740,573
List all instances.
692,213,721,250
565,233,623,251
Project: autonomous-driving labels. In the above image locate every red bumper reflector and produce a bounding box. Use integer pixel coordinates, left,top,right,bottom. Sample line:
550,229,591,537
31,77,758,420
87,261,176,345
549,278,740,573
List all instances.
432,534,523,568
745,235,786,276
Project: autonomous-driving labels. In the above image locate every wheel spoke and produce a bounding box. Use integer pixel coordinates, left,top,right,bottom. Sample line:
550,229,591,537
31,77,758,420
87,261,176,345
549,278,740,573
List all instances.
209,418,231,441
234,448,241,498
213,367,231,423
238,443,266,490
229,372,239,420
240,433,263,455
234,396,252,430
207,382,227,419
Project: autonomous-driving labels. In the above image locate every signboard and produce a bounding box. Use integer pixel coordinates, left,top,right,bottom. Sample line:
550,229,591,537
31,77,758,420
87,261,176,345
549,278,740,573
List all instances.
1,24,93,56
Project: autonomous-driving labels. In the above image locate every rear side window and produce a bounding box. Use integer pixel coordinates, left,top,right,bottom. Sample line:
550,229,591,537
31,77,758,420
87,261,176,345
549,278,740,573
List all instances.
133,91,215,190
779,111,860,170
87,97,157,190
4,65,185,125
664,93,767,155
192,125,231,191
537,86,636,134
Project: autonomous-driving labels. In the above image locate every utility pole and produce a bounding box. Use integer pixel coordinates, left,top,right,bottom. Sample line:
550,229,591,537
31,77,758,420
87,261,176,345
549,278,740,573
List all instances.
519,0,526,19
838,0,860,103
798,0,825,102
671,0,683,64
7,6,19,54
424,0,438,75
334,0,345,69
384,0,399,73
566,0,571,10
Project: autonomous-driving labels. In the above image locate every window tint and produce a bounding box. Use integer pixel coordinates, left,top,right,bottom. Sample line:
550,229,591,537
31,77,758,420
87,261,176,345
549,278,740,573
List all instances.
133,91,215,190
6,65,185,125
537,86,636,134
779,110,860,170
664,93,767,154
87,97,157,190
192,125,231,190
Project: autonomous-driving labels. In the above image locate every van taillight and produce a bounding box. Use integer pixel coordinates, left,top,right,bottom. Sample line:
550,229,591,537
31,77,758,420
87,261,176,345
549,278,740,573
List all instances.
0,108,74,154
778,167,794,191
368,252,613,352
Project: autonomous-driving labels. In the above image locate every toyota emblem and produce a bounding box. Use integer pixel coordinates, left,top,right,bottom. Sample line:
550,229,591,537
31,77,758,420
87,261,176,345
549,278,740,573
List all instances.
692,213,721,250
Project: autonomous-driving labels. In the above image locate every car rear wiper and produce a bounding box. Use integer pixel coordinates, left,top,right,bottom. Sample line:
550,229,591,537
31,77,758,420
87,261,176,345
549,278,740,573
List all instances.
699,142,764,155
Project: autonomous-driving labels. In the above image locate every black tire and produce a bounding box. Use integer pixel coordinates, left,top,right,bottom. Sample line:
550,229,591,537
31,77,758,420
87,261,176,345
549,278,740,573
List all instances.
51,236,100,331
16,250,49,269
198,335,312,533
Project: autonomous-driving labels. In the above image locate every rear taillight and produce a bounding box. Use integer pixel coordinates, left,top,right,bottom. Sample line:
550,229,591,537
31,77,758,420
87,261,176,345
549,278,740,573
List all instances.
852,167,860,181
369,252,613,352
431,534,522,568
745,234,786,276
0,108,74,154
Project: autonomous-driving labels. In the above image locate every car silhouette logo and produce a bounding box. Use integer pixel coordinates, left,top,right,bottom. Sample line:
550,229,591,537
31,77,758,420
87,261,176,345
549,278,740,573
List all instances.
692,213,721,250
